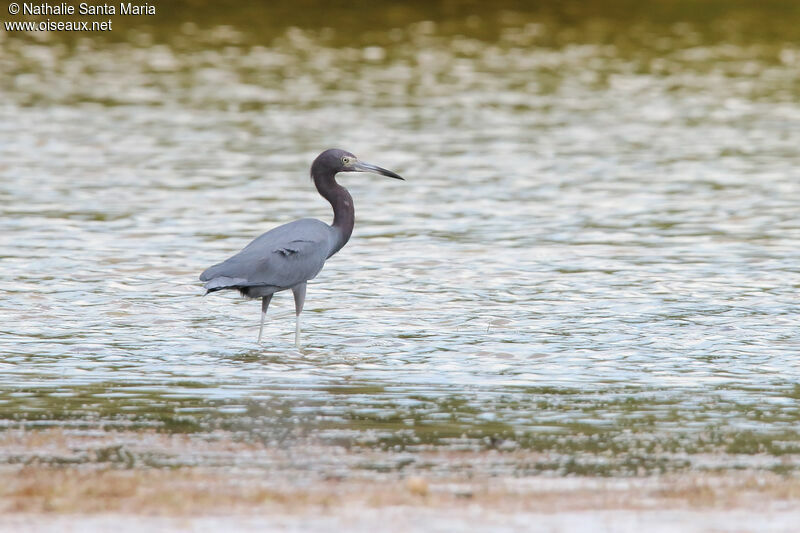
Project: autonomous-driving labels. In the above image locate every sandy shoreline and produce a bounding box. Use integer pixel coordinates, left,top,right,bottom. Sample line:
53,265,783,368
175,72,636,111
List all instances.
3,469,800,533
1,429,799,531
3,466,800,513
3,510,800,533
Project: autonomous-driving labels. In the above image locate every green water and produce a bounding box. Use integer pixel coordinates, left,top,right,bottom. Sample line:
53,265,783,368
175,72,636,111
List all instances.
1,0,799,476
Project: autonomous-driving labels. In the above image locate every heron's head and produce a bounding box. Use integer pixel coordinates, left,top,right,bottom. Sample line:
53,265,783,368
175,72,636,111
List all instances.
312,148,404,180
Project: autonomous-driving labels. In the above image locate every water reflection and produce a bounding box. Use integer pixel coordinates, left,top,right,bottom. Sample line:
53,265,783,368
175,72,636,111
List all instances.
1,2,800,475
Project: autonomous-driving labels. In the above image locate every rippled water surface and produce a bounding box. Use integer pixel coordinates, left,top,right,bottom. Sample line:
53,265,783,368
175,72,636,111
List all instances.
1,3,800,475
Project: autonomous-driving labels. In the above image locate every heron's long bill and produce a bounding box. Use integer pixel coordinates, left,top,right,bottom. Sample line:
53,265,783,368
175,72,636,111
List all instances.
352,160,404,180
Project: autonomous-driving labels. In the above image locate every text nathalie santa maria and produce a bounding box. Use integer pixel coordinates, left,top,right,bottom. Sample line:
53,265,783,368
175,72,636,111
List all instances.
23,3,156,16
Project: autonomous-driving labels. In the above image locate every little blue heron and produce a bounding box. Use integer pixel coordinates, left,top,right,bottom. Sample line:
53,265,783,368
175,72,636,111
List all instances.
200,148,403,347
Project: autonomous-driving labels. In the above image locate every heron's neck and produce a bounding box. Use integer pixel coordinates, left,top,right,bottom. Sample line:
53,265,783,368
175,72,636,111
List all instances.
313,172,354,257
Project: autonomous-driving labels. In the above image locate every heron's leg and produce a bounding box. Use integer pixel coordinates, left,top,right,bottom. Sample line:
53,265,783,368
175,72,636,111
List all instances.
291,282,307,348
257,294,273,344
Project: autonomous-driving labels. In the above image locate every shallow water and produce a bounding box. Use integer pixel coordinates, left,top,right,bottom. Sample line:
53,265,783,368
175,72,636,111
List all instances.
1,2,799,475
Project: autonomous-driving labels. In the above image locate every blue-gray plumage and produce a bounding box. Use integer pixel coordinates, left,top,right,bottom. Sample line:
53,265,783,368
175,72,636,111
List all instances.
200,149,403,346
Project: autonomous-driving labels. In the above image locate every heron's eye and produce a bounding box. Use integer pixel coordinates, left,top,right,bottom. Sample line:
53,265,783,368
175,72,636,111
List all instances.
342,156,351,165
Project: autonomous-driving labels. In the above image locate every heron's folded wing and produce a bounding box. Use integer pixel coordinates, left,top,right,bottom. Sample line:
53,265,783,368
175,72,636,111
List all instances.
200,219,333,290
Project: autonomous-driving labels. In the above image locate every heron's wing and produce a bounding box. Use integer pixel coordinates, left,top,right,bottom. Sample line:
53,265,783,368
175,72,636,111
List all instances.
200,219,334,291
